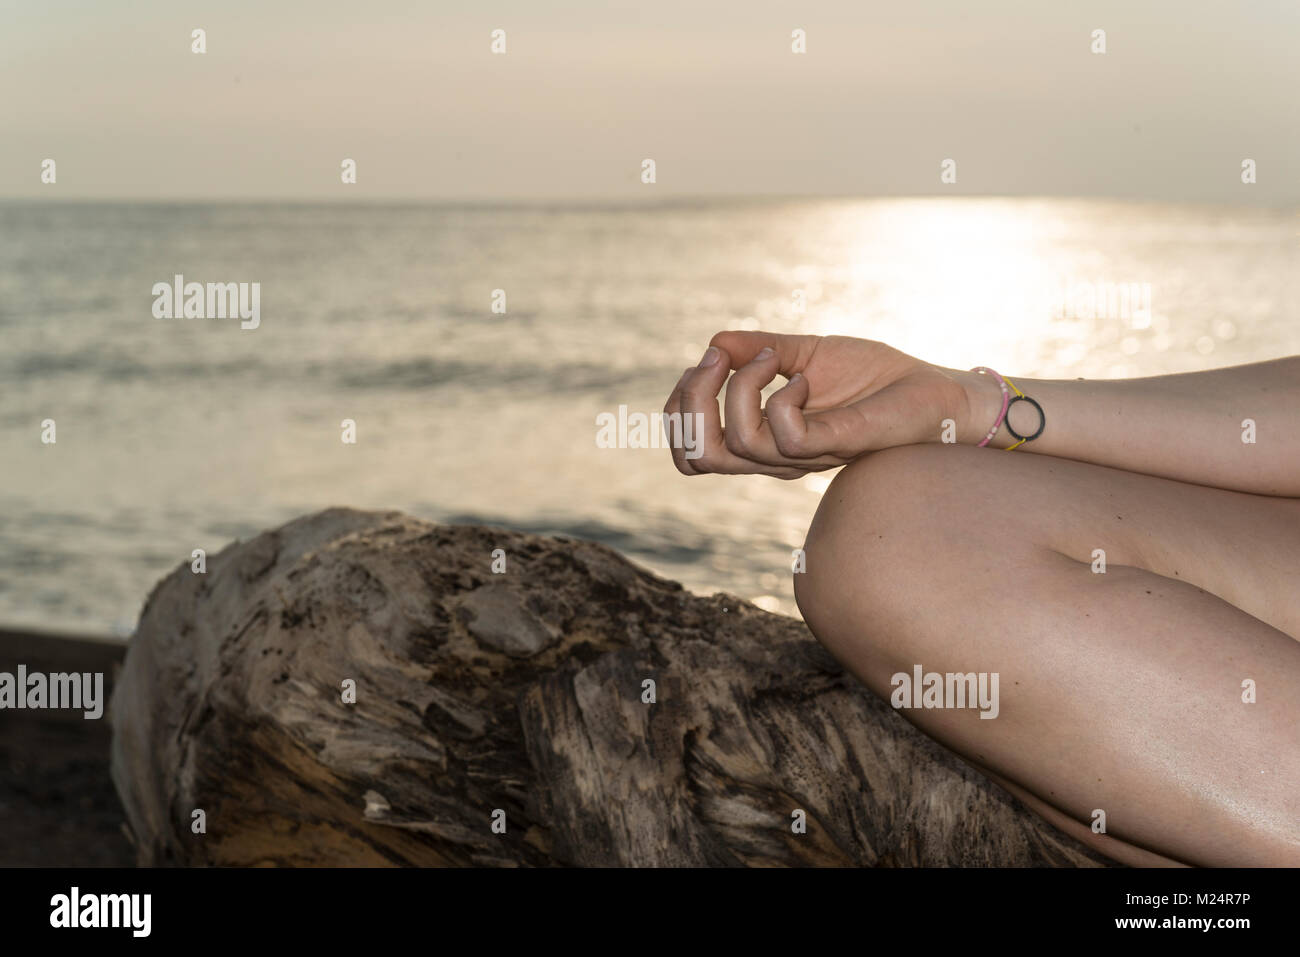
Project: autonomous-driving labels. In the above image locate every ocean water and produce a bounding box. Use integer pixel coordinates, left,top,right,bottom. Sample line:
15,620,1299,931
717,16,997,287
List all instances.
0,198,1296,638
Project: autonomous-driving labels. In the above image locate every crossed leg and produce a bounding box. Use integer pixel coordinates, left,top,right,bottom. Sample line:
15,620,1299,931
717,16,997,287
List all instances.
794,443,1300,866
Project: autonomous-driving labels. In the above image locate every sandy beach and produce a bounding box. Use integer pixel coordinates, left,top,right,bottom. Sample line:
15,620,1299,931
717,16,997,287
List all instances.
0,628,132,866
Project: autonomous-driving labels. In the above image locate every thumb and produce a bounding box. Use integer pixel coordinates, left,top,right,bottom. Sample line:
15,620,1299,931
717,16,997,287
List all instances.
763,373,825,458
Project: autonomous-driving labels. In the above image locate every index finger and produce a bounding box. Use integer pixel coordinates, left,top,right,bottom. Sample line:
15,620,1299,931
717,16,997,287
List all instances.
708,331,818,376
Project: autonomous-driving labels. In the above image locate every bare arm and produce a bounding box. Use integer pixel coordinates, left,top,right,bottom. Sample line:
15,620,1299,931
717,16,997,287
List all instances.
951,358,1300,497
665,332,1300,498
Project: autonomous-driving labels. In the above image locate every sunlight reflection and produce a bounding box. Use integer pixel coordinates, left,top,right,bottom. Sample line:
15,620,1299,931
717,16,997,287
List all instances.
798,200,1061,374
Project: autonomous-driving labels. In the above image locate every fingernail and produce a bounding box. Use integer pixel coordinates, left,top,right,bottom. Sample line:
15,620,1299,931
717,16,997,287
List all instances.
697,346,720,368
756,347,774,360
788,373,803,384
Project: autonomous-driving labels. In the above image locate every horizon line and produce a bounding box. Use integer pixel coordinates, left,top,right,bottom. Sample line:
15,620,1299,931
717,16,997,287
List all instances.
1,193,1296,210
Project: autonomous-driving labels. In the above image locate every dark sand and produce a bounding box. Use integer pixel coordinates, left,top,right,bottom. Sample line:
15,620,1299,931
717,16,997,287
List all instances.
0,628,134,866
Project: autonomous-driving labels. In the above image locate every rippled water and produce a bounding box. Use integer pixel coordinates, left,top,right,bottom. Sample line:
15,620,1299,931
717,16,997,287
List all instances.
1,198,1296,637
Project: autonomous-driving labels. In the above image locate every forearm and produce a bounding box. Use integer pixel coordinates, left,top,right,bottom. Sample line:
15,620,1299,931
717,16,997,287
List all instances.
949,358,1300,497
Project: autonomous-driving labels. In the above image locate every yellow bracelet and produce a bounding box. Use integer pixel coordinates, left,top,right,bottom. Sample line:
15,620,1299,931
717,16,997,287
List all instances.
1000,375,1044,450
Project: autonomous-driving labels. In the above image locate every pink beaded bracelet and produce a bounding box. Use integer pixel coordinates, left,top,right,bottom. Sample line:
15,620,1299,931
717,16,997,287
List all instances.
971,366,1012,448
971,366,1045,450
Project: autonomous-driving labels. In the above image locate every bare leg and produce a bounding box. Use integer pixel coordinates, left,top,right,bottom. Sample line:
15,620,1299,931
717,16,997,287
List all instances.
794,443,1300,866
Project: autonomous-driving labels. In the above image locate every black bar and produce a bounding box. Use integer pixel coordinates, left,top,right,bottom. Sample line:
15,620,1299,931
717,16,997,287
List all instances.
0,866,1288,944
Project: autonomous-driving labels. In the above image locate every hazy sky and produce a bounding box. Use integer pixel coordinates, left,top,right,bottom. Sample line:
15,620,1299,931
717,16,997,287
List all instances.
2,0,1296,202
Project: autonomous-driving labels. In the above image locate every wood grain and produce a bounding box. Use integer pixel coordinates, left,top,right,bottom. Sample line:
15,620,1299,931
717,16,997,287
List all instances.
110,508,1111,867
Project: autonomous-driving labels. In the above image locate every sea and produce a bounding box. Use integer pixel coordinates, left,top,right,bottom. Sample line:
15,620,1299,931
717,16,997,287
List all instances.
1,197,1296,638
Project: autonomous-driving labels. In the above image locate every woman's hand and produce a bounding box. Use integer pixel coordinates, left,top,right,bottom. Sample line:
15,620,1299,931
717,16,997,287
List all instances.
664,331,977,478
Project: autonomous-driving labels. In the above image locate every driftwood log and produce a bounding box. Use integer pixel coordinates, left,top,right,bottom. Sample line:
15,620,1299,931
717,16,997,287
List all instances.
110,508,1110,867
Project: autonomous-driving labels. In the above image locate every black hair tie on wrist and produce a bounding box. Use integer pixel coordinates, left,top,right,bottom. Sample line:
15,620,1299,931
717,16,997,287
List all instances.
1004,395,1046,443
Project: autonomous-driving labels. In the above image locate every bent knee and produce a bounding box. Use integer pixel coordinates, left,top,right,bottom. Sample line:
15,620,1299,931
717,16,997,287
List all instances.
798,443,975,587
794,444,984,661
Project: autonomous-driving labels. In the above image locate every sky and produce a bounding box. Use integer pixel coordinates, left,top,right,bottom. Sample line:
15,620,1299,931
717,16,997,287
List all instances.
1,0,1296,202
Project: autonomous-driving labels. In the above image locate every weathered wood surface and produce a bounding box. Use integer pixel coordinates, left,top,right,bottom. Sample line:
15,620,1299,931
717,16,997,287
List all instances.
110,508,1111,867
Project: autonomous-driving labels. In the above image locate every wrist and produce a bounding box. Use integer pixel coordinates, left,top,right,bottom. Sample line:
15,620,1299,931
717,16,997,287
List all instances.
948,368,1005,445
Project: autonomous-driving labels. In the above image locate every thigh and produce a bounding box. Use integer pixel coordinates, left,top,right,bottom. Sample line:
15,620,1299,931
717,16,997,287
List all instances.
795,444,1300,866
